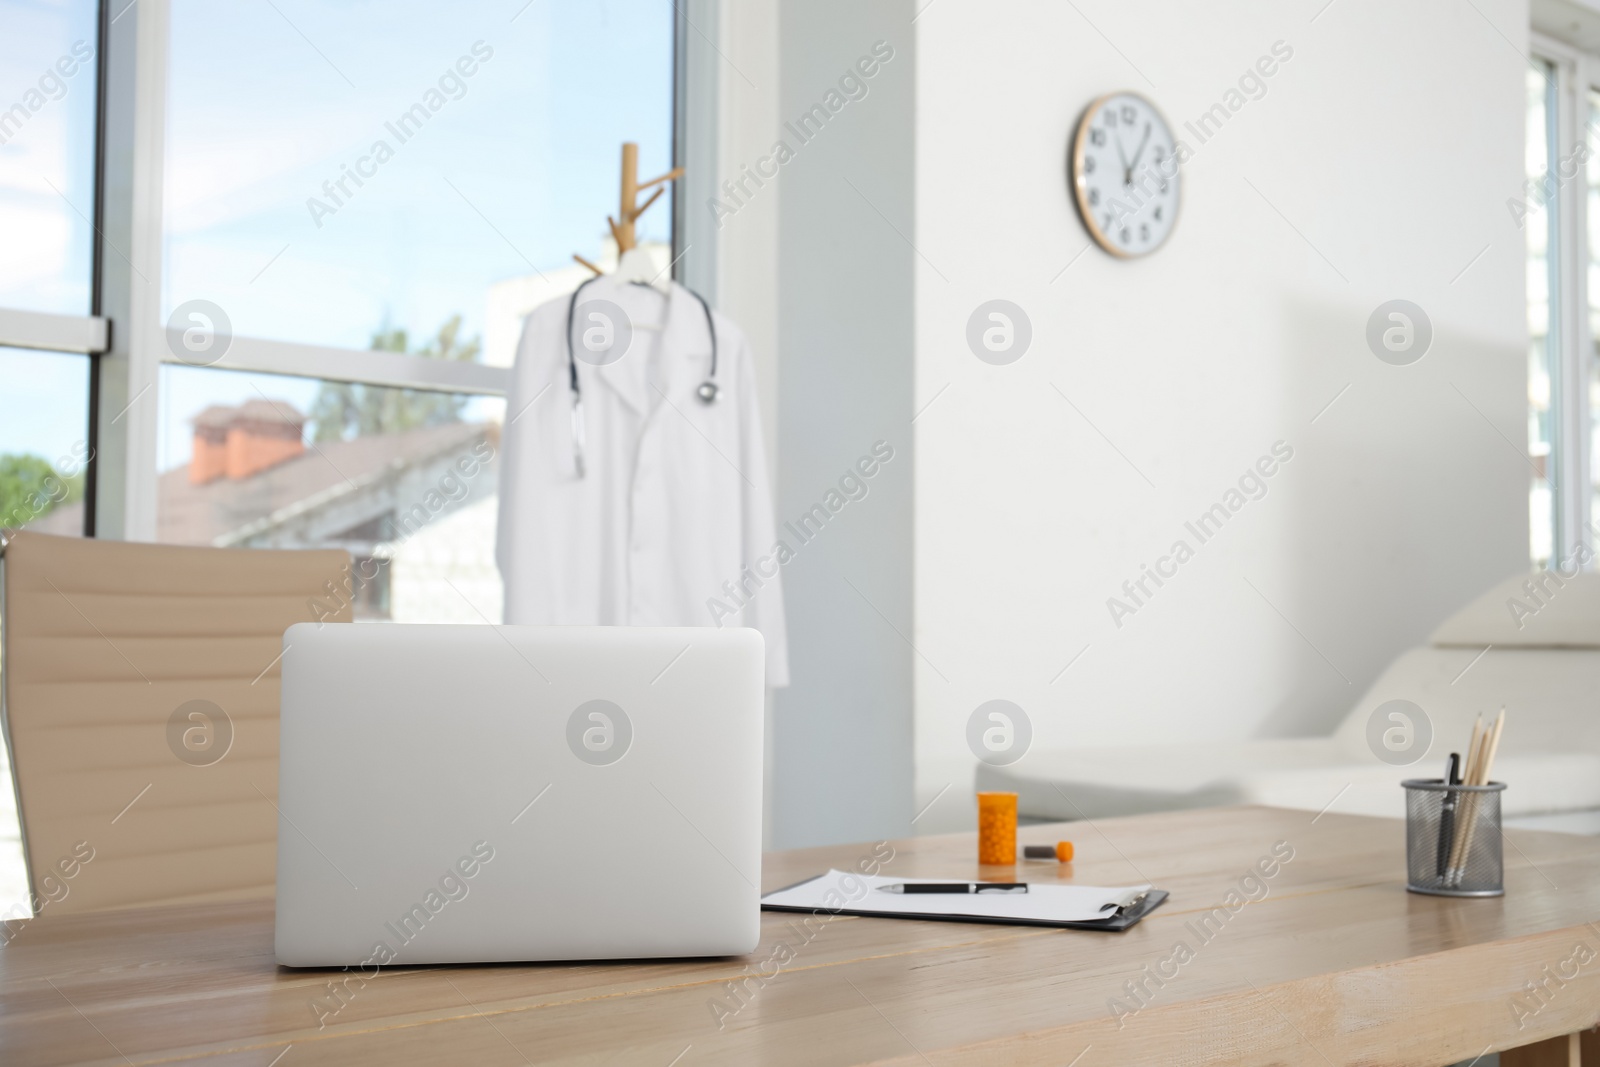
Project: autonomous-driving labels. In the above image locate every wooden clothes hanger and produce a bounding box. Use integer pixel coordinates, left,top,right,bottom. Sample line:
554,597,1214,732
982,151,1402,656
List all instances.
573,142,683,296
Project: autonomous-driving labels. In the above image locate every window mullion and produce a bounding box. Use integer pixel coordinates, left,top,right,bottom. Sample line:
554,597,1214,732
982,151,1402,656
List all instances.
92,0,169,541
165,336,510,397
0,308,109,355
1556,56,1591,564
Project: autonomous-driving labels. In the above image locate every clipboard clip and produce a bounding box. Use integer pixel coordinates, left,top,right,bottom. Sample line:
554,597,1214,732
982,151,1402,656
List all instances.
1099,889,1150,919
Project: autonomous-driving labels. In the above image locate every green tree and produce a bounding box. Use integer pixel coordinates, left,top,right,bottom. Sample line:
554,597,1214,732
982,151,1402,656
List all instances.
311,314,481,442
0,454,84,529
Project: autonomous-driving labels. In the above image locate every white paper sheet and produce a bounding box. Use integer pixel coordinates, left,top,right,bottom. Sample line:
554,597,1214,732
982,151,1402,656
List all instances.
761,870,1152,924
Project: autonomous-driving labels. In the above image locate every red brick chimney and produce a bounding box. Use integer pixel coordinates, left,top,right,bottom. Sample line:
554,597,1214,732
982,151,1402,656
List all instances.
188,401,306,485
188,405,234,485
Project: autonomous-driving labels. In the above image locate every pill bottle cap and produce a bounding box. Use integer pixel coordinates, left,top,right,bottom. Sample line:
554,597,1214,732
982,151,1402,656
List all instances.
1022,841,1073,862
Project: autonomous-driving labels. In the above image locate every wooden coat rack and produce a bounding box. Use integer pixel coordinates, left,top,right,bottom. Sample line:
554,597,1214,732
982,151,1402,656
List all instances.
574,142,684,276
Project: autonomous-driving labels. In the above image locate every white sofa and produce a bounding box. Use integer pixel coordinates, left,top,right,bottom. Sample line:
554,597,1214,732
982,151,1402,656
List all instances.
977,571,1600,830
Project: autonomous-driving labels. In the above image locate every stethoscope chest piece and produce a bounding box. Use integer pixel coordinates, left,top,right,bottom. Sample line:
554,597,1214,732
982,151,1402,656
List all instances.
696,381,720,404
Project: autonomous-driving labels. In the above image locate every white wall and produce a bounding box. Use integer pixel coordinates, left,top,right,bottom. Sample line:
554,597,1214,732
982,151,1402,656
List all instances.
911,0,1531,829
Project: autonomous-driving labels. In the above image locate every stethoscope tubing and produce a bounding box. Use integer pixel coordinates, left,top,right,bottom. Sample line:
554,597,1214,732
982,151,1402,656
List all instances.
565,275,718,402
563,275,719,478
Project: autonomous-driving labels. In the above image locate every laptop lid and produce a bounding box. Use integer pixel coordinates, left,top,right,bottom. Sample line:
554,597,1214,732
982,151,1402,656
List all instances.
274,623,763,967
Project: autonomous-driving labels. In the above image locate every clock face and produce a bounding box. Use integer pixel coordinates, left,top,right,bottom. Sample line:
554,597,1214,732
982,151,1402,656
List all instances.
1070,92,1181,257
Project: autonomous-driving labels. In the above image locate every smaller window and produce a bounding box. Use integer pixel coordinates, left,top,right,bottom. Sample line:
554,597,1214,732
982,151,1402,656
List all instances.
0,347,91,539
158,361,506,623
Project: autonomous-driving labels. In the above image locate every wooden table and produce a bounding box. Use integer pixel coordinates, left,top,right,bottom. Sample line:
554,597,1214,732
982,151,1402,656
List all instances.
4,805,1600,1066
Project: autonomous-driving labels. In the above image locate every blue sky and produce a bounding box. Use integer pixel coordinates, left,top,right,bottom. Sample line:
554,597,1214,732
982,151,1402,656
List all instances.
3,0,674,466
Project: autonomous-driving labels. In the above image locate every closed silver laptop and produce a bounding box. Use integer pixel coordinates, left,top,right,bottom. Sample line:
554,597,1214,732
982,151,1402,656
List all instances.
274,623,763,967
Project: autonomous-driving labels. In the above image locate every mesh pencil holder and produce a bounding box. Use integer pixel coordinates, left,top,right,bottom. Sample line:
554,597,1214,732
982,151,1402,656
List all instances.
1402,779,1506,897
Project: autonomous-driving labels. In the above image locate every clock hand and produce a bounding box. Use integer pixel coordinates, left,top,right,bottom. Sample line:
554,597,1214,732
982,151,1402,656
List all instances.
1114,131,1131,186
1128,123,1152,176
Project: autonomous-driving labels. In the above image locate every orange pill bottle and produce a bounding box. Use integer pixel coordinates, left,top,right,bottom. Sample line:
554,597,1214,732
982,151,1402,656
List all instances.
977,791,1017,865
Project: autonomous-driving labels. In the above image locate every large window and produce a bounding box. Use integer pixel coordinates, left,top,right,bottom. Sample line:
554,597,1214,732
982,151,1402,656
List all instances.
1528,38,1600,570
0,0,679,916
155,0,676,622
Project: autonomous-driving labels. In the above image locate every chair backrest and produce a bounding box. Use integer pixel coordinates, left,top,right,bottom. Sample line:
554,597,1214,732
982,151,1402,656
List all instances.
0,532,350,915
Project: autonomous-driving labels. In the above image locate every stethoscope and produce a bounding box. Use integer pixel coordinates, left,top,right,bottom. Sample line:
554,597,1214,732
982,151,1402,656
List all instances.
565,275,719,478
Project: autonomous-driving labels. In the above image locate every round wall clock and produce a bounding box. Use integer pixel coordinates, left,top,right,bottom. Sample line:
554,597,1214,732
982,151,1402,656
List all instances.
1069,91,1182,257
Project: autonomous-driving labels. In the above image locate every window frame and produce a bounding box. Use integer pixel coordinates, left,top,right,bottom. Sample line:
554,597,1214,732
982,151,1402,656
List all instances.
0,0,108,536
1,0,695,541
1530,31,1596,567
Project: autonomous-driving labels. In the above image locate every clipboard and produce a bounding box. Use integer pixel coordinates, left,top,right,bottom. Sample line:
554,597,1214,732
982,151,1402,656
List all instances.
760,871,1169,932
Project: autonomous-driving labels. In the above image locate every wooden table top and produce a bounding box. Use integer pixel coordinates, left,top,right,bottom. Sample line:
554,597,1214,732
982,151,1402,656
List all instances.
3,804,1599,1066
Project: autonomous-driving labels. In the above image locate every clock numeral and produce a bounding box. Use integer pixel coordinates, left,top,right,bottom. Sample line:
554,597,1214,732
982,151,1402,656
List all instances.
1090,128,1105,146
1140,223,1150,242
1083,156,1096,174
1154,206,1163,222
1088,188,1099,207
1120,227,1131,244
1121,105,1136,124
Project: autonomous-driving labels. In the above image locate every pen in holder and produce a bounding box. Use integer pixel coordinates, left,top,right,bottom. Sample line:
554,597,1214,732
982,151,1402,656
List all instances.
1402,779,1506,897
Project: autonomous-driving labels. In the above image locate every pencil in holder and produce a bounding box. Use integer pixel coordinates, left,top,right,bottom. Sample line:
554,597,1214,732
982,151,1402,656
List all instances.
1402,779,1506,897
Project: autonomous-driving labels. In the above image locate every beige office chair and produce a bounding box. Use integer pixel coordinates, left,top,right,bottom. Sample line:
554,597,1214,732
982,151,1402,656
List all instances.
0,532,350,914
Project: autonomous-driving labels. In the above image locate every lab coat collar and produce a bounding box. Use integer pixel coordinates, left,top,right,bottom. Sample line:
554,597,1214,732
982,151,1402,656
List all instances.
585,276,708,419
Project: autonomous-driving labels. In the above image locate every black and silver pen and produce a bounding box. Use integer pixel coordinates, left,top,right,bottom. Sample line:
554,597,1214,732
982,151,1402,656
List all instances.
876,882,1028,894
1435,752,1461,878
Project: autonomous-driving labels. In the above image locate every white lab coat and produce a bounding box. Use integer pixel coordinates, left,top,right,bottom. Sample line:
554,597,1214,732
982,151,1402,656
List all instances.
496,276,789,687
